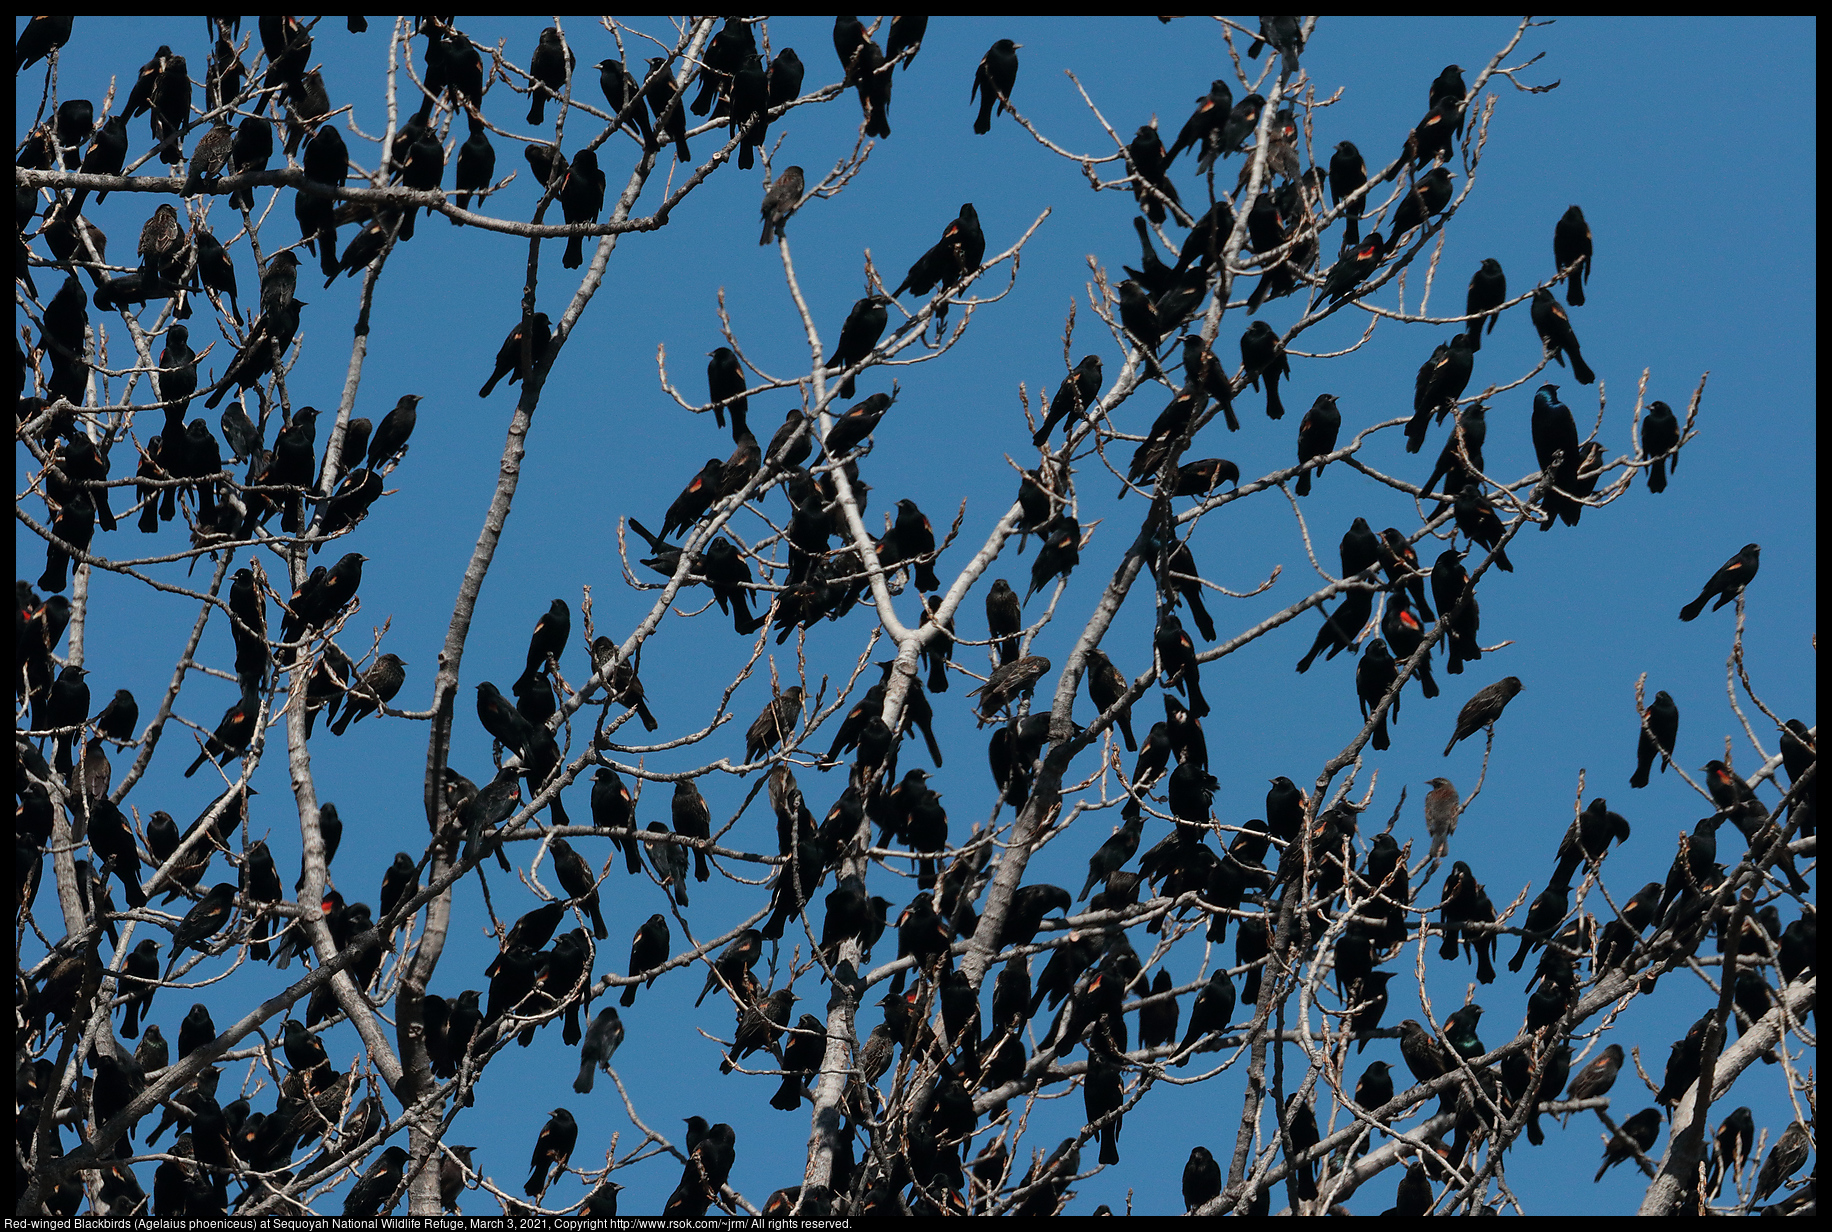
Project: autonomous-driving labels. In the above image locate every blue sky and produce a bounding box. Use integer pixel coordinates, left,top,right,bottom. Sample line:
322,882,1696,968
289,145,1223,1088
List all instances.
18,15,1815,1216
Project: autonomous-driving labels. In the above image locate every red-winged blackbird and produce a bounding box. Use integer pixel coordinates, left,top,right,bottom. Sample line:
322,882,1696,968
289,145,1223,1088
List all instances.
453,115,495,215
1295,588,1372,674
1629,690,1679,789
557,147,604,268
1408,333,1474,453
823,389,894,457
331,654,406,735
1239,321,1289,420
722,987,795,1073
573,1006,624,1094
1554,205,1592,307
1356,639,1398,750
1443,676,1522,756
1530,288,1595,385
984,578,1022,666
891,204,986,302
623,912,669,1007
1451,486,1514,571
1422,776,1460,860
745,687,803,762
479,313,553,399
1595,1108,1662,1182
184,686,259,778
524,1106,577,1196
643,57,691,162
1176,969,1235,1063
1566,1042,1624,1102
1465,258,1506,351
703,346,747,436
759,164,804,246
1115,280,1165,380
1022,515,1079,604
695,929,764,1008
824,296,892,400
1250,16,1304,70
1155,612,1209,718
1386,165,1453,257
671,781,712,882
1164,79,1232,168
1294,394,1340,496
1329,140,1368,242
1640,399,1680,493
1751,1120,1810,1205
1206,92,1265,173
1126,125,1180,225
1679,543,1759,621
1406,95,1462,169
164,882,238,977
971,40,1020,134
1083,648,1136,752
550,837,607,938
1423,403,1487,498
525,27,573,126
590,768,644,875
205,298,304,409
971,655,1049,723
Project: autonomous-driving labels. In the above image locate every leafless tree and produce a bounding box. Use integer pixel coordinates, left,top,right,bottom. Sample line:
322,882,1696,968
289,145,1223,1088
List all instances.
16,15,1813,1218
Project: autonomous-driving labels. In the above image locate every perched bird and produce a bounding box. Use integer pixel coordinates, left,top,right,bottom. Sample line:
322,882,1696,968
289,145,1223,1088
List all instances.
1408,334,1474,453
1640,399,1680,494
1750,1120,1810,1207
1294,395,1341,497
1356,639,1398,750
1595,1109,1661,1182
165,883,238,977
1554,206,1593,307
970,656,1050,723
1566,1043,1624,1103
824,295,892,399
1443,677,1522,756
573,1006,624,1094
971,40,1020,134
1424,777,1460,859
759,165,804,246
1239,320,1289,420
1328,140,1368,242
1679,543,1760,621
345,1145,409,1215
524,1107,577,1196
1530,288,1595,385
1464,258,1506,351
745,687,803,762
474,311,554,400
526,28,574,126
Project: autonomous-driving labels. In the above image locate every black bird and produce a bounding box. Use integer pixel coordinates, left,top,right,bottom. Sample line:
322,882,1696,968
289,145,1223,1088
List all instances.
1176,969,1235,1063
1640,399,1680,494
1530,288,1596,385
1679,543,1760,621
550,838,607,939
1329,140,1368,242
1554,205,1593,307
1408,334,1474,453
1464,258,1506,351
526,28,574,126
824,295,892,399
643,57,691,161
591,768,644,876
359,394,419,475
1165,79,1233,168
165,883,238,977
344,1145,408,1215
1356,639,1398,750
1444,676,1523,756
1596,1108,1661,1182
1751,1120,1810,1206
1084,648,1136,752
558,148,605,269
453,115,495,214
480,313,553,399
1239,321,1289,420
524,1107,577,1196
623,913,669,1007
574,1007,624,1094
1451,486,1515,571
986,581,1019,671
823,389,894,457
1294,394,1341,496
1116,280,1165,380
972,40,1020,134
